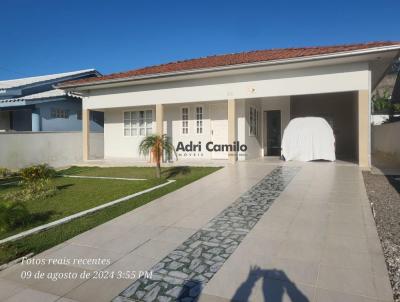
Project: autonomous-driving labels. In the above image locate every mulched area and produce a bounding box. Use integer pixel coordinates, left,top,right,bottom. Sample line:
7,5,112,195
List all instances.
363,172,400,302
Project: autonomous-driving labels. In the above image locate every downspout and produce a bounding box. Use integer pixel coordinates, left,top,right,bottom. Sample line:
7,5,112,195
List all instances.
368,70,372,168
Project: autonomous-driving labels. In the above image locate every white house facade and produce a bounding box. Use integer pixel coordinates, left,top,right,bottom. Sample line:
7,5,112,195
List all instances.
59,42,400,167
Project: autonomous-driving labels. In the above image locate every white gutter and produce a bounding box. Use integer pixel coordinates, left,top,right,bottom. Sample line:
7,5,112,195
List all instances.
0,97,68,108
61,45,400,90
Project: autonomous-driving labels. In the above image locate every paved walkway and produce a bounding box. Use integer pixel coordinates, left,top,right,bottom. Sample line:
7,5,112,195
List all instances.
0,161,393,302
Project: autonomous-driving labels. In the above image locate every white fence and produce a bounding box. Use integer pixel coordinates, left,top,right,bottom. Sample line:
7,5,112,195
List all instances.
0,132,103,169
372,121,400,167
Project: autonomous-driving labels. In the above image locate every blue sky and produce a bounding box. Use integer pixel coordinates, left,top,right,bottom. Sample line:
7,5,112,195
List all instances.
1,0,399,80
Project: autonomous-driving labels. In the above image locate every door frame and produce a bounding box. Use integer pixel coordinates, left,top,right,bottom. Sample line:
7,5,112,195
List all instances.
263,109,282,157
210,102,228,160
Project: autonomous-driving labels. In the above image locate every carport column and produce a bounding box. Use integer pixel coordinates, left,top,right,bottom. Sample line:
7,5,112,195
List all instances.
82,109,90,161
228,99,237,163
358,90,370,168
156,104,164,135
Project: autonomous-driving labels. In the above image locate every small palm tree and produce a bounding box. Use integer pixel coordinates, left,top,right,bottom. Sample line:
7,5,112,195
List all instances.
139,134,177,178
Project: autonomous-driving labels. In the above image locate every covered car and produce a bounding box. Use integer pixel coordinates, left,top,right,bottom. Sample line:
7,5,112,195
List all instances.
281,117,336,162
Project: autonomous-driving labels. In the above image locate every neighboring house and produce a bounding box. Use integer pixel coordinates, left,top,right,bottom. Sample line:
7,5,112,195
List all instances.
59,41,400,168
0,70,104,132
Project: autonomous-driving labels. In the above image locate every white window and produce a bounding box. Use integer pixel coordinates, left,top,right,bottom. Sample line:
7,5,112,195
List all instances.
195,106,203,134
124,110,152,136
182,107,189,134
249,107,259,136
51,108,69,119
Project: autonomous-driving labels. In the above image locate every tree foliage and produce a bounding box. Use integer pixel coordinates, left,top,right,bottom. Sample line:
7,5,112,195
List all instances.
138,135,177,178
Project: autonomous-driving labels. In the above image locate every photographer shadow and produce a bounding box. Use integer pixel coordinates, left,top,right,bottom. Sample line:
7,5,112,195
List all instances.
232,266,309,302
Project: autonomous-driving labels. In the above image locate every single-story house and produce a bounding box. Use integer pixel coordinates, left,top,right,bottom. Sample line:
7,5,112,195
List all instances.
0,70,104,132
59,41,400,167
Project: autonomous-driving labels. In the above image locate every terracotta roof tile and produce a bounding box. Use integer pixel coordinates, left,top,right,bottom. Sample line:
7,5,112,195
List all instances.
60,42,400,87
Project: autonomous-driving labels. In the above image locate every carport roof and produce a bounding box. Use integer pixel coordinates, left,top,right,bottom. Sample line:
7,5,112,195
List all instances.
58,41,400,89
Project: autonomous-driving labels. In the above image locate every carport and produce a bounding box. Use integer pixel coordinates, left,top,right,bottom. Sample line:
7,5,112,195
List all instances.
290,91,359,162
260,91,365,165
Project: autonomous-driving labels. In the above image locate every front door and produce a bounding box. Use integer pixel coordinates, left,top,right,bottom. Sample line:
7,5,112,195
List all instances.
210,103,228,159
266,110,281,156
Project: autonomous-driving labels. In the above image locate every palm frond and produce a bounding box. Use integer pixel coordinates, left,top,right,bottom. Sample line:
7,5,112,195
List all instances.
138,134,177,161
138,135,159,155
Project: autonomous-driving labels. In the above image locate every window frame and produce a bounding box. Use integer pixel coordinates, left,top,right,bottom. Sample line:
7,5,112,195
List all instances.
249,106,259,137
51,108,69,119
181,106,189,135
195,106,203,135
123,109,153,137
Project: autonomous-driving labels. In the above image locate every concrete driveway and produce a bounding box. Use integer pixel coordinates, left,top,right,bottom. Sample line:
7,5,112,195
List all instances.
0,161,393,302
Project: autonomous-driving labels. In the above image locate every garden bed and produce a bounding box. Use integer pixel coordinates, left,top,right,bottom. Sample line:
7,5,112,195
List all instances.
0,166,220,265
363,172,400,302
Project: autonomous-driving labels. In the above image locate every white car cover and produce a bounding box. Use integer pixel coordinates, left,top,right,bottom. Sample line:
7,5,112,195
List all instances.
281,117,336,162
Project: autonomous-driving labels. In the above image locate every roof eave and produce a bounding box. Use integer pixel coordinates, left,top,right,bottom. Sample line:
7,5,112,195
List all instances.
60,44,400,90
1,69,102,91
0,93,80,106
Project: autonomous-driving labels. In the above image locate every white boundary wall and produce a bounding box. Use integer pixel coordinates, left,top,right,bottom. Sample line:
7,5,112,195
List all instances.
0,132,103,169
372,121,400,165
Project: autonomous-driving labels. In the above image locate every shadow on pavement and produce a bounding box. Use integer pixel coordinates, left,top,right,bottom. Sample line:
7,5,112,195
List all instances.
176,266,309,302
232,266,309,302
178,279,203,301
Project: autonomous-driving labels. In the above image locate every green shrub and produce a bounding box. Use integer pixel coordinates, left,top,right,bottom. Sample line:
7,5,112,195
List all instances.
0,168,11,178
0,202,30,232
4,179,57,203
19,164,56,182
5,164,58,202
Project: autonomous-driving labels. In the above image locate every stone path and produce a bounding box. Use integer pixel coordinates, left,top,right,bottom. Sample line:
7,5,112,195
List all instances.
113,166,299,302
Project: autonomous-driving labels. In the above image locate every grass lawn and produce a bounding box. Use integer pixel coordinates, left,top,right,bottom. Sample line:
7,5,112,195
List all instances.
0,177,19,185
0,177,165,239
0,166,220,265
